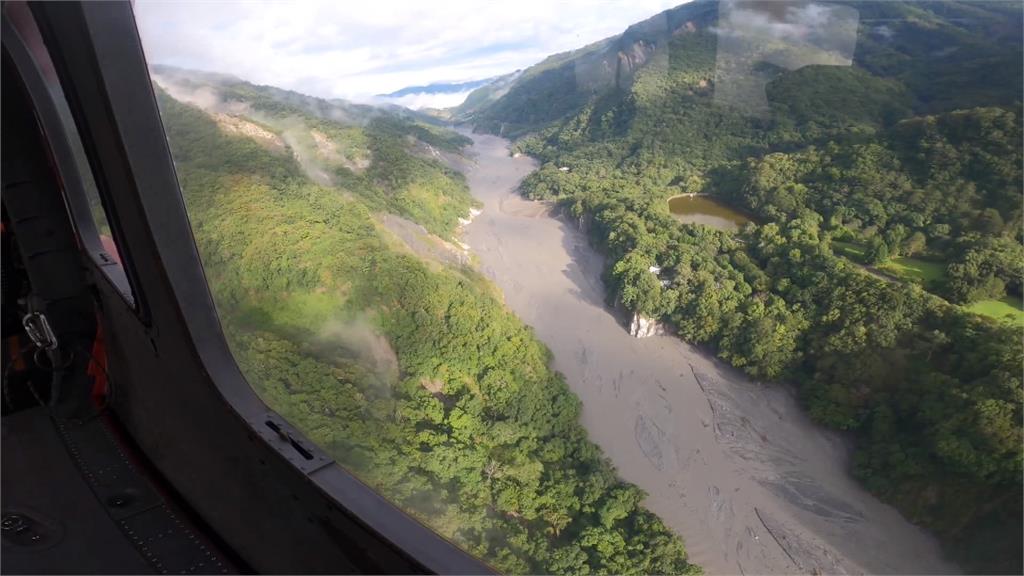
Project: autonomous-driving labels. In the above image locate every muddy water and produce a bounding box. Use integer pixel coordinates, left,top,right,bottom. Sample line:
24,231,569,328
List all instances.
460,130,956,575
668,195,751,232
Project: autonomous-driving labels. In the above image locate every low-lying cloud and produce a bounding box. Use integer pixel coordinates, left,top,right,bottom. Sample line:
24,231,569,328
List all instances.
375,90,478,110
712,0,859,115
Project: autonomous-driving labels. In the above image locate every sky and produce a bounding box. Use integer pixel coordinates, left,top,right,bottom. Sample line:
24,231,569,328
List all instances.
134,0,682,108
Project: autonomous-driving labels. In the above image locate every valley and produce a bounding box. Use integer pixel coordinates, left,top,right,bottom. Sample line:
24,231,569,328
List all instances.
153,76,700,575
139,0,1023,573
460,130,953,575
458,2,1022,572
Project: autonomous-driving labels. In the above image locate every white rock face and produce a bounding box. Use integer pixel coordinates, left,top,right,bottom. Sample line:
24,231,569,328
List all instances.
629,311,665,338
458,207,483,227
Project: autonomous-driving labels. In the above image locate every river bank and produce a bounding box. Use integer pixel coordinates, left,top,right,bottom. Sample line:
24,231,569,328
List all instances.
458,130,956,575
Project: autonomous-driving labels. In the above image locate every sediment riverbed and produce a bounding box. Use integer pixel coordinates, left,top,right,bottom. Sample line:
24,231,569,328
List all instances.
460,130,956,575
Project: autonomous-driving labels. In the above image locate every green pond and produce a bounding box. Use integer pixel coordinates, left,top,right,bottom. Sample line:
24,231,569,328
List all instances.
668,196,751,231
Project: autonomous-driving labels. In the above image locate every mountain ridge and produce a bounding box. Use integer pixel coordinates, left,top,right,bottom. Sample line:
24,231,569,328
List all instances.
461,0,1022,135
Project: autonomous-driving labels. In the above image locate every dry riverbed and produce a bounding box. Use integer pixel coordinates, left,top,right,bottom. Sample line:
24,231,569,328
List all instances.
458,130,956,575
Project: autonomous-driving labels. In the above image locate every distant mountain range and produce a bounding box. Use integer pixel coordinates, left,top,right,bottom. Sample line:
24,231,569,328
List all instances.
378,78,497,98
375,76,510,110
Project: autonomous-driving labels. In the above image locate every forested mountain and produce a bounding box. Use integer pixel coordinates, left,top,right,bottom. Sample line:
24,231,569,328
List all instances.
154,67,477,239
152,70,698,574
450,70,523,120
460,1,1023,572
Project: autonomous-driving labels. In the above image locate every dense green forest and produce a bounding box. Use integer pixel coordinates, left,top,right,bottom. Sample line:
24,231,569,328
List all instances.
154,66,476,239
462,0,1023,572
154,85,699,574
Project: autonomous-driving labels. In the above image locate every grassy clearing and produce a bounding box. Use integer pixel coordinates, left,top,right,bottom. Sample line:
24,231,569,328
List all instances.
965,296,1024,325
832,240,867,263
877,257,946,285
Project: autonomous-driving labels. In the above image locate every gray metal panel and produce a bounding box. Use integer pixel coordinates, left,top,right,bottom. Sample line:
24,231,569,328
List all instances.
1,409,154,575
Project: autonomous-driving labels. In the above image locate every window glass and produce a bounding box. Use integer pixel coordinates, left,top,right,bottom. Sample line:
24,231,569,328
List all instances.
135,2,1023,575
63,113,125,266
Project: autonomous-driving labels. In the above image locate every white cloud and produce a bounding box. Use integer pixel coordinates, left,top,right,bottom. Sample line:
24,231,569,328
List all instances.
376,90,479,110
133,0,683,102
712,0,859,116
